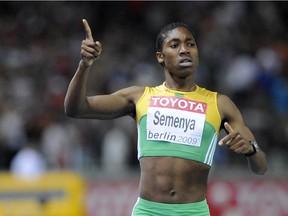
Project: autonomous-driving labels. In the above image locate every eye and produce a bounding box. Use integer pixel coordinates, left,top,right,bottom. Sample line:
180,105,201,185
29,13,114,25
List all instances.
187,42,196,47
170,43,178,48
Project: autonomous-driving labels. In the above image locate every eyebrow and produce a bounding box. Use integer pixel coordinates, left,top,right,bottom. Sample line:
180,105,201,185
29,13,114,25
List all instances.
168,37,195,43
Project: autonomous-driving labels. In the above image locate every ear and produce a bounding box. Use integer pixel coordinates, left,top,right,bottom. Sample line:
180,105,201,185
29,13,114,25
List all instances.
156,52,164,64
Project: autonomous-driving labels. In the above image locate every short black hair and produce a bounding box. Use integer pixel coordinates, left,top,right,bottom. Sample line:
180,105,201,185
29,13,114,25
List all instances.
156,22,196,52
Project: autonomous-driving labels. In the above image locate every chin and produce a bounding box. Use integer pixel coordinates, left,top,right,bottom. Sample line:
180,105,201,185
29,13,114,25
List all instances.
178,68,194,76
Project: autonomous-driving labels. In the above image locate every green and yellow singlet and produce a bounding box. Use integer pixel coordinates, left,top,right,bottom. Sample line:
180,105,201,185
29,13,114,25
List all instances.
135,83,222,166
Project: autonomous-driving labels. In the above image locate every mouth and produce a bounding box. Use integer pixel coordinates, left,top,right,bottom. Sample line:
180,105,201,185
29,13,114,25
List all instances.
179,58,193,67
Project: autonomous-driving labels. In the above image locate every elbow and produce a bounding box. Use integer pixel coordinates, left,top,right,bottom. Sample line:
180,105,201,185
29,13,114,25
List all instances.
65,109,76,118
257,166,268,175
254,168,267,176
64,105,83,118
64,106,77,118
64,102,87,119
251,152,268,175
252,164,268,175
64,101,79,118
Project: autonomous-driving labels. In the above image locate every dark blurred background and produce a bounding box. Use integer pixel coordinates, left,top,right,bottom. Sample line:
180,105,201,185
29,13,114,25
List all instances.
0,0,287,181
1,2,288,215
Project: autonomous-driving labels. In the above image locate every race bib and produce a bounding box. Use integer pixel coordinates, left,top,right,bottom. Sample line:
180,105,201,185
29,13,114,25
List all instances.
147,96,207,147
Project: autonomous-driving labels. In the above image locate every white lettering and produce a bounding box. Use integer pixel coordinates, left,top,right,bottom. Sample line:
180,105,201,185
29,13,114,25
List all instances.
150,96,206,113
170,97,179,107
195,103,205,113
159,97,169,106
151,97,160,105
178,99,187,109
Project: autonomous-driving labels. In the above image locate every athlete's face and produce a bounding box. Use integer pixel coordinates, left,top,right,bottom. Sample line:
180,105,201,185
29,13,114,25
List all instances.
156,27,199,78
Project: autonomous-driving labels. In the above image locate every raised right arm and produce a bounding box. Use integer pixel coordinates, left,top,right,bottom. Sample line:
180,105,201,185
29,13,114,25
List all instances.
64,19,143,119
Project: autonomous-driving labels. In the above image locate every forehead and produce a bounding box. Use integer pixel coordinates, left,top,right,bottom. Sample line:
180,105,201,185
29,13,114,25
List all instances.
164,27,195,43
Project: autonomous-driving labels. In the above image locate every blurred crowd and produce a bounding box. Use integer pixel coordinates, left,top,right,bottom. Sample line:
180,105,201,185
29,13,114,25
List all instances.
0,1,287,178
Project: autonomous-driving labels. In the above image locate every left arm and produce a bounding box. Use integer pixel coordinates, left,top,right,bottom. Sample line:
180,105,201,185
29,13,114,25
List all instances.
217,94,267,175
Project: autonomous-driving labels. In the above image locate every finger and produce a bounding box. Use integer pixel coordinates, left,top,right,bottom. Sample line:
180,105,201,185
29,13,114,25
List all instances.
219,122,232,146
218,135,229,146
233,141,248,154
81,45,97,55
219,132,238,146
224,122,234,134
228,135,242,150
82,19,93,41
81,50,96,59
82,39,101,49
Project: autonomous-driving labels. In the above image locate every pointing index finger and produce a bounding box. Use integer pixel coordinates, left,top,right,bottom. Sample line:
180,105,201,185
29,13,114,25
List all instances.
224,122,234,134
218,122,234,146
82,19,93,41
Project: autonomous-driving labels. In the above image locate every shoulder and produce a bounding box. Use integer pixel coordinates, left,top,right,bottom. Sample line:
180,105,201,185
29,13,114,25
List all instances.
217,93,233,105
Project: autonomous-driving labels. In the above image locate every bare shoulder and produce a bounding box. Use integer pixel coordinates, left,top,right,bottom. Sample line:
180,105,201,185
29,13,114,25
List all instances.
217,93,234,108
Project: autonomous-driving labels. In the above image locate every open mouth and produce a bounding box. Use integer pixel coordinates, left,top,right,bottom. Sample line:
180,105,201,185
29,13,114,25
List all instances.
179,58,193,66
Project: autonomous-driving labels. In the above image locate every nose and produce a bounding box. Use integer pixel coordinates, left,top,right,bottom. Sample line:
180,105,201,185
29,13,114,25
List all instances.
179,44,190,55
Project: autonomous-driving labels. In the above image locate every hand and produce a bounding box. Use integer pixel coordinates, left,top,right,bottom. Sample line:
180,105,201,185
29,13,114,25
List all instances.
80,19,102,67
218,122,253,155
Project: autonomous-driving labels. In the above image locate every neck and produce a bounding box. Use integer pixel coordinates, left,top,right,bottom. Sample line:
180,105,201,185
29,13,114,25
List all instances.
164,71,196,92
164,81,196,92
